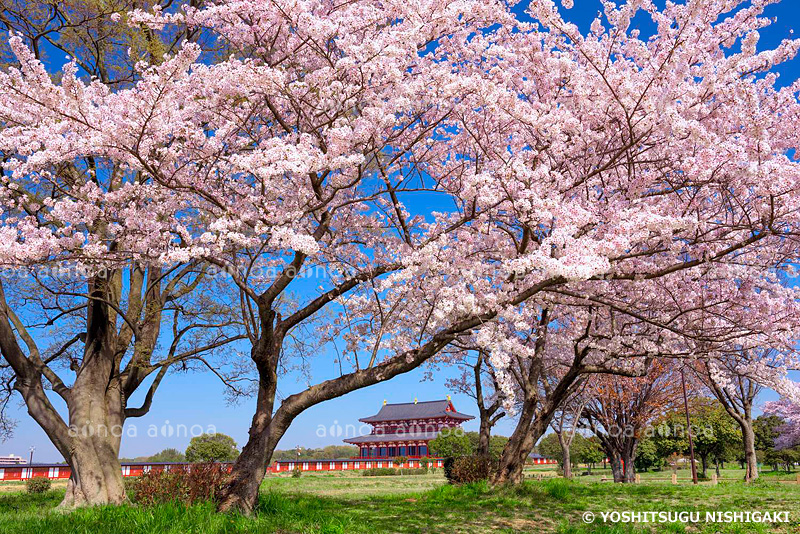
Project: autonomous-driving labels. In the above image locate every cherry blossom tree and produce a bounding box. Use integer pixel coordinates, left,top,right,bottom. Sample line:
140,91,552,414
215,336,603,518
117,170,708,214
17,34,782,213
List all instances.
764,399,800,450
0,264,243,507
0,0,244,508
548,389,587,479
696,350,779,481
479,302,683,485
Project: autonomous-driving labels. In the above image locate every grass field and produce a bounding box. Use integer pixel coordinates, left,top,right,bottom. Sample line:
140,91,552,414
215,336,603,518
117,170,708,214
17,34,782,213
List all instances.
0,466,799,533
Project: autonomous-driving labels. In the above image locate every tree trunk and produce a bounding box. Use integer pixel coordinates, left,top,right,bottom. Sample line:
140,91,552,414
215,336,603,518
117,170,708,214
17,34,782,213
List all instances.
61,437,125,507
491,399,540,485
559,434,572,479
217,295,472,514
217,342,283,514
1,278,128,508
562,446,572,479
621,447,636,483
59,325,127,508
741,421,759,482
477,417,491,457
217,318,453,513
473,351,501,458
491,356,581,486
700,455,708,479
609,452,624,483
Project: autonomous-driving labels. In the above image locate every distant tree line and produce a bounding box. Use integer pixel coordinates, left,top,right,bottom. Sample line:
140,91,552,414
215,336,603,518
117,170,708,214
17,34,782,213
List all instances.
271,445,359,461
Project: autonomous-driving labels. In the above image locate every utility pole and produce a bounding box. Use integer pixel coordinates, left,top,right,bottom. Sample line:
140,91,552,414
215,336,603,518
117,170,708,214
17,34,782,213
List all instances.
681,368,698,484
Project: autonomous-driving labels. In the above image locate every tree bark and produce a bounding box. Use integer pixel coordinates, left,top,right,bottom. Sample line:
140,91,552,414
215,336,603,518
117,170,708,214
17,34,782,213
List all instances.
561,440,572,479
742,423,759,482
10,355,127,508
600,437,637,483
217,331,282,514
490,317,588,486
61,434,125,507
609,452,624,483
1,278,129,507
622,450,636,483
1,264,229,508
491,397,540,485
216,385,284,514
477,416,491,457
703,361,760,482
59,280,128,507
471,350,503,458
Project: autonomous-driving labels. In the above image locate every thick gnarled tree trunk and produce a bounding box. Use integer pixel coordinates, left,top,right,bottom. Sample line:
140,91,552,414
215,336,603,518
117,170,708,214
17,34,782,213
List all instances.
0,268,194,508
60,365,127,507
4,327,128,507
491,399,540,485
62,438,126,507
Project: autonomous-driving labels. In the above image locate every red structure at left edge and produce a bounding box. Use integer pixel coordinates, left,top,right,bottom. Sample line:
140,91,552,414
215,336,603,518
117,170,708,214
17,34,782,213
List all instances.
0,462,233,482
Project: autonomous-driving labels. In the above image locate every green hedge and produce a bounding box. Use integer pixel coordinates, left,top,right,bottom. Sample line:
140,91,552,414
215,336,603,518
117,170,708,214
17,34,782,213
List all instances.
362,468,398,476
361,467,429,477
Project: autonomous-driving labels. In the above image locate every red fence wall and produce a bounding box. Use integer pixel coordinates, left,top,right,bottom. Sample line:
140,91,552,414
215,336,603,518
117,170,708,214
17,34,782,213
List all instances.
1,456,555,481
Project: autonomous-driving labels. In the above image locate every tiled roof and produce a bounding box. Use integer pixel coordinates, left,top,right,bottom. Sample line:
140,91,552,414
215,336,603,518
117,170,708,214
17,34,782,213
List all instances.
343,431,441,444
359,399,474,423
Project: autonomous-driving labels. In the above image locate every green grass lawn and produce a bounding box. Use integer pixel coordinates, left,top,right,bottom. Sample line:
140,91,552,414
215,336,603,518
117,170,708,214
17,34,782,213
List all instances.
1,468,799,533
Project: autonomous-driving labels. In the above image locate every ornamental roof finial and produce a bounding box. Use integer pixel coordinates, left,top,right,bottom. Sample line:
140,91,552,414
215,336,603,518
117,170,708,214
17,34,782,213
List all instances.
414,397,418,404
383,399,387,405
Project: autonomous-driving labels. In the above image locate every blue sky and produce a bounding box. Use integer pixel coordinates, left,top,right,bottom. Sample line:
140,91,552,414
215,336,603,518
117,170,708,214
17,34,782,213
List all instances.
3,0,800,463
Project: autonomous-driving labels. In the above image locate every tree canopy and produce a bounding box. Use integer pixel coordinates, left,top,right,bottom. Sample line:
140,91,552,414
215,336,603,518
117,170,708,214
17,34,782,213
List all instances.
185,433,239,463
